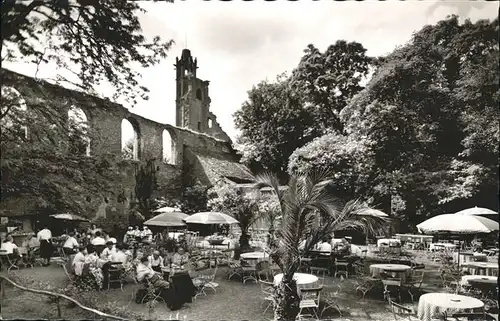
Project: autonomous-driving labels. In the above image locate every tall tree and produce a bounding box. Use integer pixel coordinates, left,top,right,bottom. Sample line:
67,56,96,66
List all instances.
134,159,158,220
1,0,173,105
254,171,384,321
234,75,319,181
207,180,259,250
290,41,373,133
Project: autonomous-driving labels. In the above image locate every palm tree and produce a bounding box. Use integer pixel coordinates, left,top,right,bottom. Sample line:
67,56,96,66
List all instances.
254,171,386,321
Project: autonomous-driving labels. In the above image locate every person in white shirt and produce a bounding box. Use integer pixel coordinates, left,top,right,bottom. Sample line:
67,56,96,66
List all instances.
110,243,128,265
63,232,79,255
91,231,106,256
37,226,53,266
72,246,88,276
91,231,106,246
124,227,134,243
136,256,170,303
148,250,164,272
142,227,153,243
108,235,117,245
100,241,116,261
1,235,19,255
172,247,189,266
133,226,141,242
317,238,332,255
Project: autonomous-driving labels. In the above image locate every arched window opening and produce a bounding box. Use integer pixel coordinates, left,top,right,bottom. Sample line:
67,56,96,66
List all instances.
196,88,202,100
1,86,28,140
68,106,90,156
162,129,176,165
207,118,213,129
121,118,141,160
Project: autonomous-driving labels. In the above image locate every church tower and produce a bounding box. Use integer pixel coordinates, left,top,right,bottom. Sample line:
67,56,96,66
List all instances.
174,49,209,131
173,49,231,141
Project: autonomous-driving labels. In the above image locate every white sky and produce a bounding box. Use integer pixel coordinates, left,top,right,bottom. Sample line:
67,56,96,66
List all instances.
3,0,498,141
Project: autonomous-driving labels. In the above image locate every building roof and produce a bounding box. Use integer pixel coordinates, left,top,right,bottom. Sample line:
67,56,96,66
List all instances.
194,153,255,185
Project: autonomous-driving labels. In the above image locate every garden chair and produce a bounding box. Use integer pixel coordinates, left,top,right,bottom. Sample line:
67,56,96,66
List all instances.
298,257,312,273
297,286,323,320
354,264,379,299
404,269,424,302
241,258,259,284
107,265,125,291
334,258,349,279
258,279,274,314
387,297,420,320
226,260,243,280
382,276,403,303
320,284,342,317
0,250,20,272
309,266,328,286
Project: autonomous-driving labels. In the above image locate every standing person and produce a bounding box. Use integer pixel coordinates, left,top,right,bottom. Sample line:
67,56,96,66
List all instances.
62,232,79,255
37,225,53,266
123,226,134,243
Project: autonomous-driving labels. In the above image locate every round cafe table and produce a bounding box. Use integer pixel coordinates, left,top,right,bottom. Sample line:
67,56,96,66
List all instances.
468,277,498,298
273,273,319,290
369,264,412,283
417,293,484,321
429,243,457,251
462,262,499,276
460,275,497,286
240,251,268,261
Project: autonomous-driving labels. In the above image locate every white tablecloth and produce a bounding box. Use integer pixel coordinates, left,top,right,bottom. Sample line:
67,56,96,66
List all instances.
417,293,484,321
453,252,487,264
462,262,499,276
369,264,412,283
240,251,268,261
273,273,319,290
377,238,401,247
429,243,457,251
460,275,497,286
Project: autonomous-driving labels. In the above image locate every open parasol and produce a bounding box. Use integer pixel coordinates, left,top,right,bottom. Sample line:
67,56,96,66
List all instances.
183,211,239,225
50,213,90,222
417,214,499,234
144,212,188,227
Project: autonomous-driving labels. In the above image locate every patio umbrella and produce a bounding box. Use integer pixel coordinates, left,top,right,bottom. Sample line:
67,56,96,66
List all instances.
153,206,182,213
144,212,188,227
50,213,90,222
358,208,389,217
455,206,498,219
183,211,239,225
417,214,499,234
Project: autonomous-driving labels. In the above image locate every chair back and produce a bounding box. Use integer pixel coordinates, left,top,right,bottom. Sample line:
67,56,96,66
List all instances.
258,279,274,295
298,286,323,303
388,299,413,320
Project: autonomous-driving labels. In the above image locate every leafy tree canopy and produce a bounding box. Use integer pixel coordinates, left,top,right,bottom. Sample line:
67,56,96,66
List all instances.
234,75,320,181
1,0,173,105
291,15,499,227
290,41,373,133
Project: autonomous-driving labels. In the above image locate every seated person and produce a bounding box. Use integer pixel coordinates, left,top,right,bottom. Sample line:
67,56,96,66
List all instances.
148,250,164,272
1,235,20,257
110,243,128,265
63,232,79,255
338,237,351,254
172,247,189,266
100,241,116,261
91,231,106,255
142,226,153,243
72,246,88,276
136,255,170,302
124,226,134,243
317,238,332,254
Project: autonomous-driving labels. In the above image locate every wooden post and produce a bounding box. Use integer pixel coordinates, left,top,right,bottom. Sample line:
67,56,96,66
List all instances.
56,296,62,318
0,278,4,316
